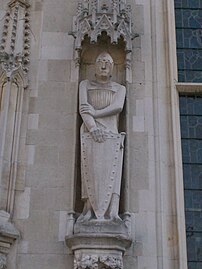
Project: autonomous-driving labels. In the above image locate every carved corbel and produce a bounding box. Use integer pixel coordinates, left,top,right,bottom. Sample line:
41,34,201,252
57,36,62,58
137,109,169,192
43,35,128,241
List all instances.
74,253,123,269
0,211,19,269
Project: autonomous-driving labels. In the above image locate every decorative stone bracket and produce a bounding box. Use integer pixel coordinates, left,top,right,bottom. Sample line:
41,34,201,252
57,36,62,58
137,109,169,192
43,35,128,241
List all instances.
0,211,20,269
66,233,132,269
66,213,132,269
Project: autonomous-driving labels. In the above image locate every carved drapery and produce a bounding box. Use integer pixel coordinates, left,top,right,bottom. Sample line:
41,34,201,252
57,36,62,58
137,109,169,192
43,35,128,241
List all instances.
0,1,30,268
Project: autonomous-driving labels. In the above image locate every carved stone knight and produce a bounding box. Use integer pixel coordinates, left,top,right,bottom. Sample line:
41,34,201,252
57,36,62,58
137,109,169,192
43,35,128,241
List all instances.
79,52,126,222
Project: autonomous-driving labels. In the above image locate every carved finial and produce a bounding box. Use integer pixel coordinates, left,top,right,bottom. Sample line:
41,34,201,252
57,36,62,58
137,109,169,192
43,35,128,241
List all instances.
0,0,31,78
8,0,30,8
77,1,83,16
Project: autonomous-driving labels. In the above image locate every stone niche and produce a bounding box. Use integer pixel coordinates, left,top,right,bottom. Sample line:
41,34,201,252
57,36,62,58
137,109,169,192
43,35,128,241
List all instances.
80,34,126,85
66,35,132,269
66,1,135,268
75,34,127,214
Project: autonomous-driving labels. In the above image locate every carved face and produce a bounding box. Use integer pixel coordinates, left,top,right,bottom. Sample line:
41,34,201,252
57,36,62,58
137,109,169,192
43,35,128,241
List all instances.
95,52,114,80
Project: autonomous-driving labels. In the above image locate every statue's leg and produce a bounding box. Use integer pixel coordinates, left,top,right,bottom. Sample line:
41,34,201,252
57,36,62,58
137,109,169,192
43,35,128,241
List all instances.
109,194,122,221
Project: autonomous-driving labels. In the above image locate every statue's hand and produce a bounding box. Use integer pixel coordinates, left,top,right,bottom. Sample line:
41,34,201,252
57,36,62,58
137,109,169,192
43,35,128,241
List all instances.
89,127,107,143
80,104,95,117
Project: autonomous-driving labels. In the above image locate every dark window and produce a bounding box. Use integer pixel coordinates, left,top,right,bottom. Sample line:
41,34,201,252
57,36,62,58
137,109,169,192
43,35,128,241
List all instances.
174,0,202,82
180,95,202,268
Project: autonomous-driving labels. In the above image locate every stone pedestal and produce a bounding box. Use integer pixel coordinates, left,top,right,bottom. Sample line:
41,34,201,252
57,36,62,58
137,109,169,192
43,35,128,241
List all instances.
66,218,132,269
66,233,131,269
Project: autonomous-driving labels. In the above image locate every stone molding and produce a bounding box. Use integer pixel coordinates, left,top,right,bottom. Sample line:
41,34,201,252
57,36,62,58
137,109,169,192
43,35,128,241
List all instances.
0,0,31,79
74,253,123,269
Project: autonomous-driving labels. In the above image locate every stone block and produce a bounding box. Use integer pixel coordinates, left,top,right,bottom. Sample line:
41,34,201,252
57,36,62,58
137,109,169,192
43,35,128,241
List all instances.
17,254,73,269
19,241,65,255
23,210,57,242
26,129,74,147
29,90,38,98
41,33,74,60
133,116,145,132
38,60,48,82
28,114,39,130
133,5,144,35
30,11,43,60
26,145,35,165
29,81,78,115
42,3,72,33
123,255,137,269
30,188,71,212
15,188,31,220
58,211,68,242
47,60,71,82
39,113,75,131
128,133,149,192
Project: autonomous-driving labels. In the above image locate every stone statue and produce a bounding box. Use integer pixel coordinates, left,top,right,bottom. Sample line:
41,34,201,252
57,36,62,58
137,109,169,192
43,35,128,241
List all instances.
79,52,126,222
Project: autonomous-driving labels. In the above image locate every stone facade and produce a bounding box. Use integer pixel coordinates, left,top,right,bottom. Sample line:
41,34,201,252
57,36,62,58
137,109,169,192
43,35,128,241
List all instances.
0,0,198,269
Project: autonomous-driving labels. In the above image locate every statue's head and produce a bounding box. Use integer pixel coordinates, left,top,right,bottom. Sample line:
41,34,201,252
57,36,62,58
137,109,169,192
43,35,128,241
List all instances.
95,52,114,81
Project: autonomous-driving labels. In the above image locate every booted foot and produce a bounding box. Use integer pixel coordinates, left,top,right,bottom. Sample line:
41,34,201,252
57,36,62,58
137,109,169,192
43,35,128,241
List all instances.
77,209,93,222
109,213,122,222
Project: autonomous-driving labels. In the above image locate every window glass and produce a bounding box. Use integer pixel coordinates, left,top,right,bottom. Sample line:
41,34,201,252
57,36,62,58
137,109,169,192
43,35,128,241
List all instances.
180,95,202,268
175,1,202,82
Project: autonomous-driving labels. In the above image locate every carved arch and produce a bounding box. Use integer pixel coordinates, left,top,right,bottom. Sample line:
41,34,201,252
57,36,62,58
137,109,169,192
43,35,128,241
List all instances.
0,69,28,215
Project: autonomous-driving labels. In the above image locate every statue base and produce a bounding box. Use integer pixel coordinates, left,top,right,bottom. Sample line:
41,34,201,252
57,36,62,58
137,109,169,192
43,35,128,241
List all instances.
66,233,132,269
66,217,132,269
74,218,130,236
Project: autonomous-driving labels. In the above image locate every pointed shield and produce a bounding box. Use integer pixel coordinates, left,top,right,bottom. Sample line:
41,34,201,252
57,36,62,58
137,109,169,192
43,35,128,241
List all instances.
81,132,125,219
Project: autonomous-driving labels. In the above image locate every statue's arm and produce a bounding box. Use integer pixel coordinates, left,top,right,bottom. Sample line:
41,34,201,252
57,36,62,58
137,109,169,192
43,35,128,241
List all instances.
79,80,97,132
95,85,126,118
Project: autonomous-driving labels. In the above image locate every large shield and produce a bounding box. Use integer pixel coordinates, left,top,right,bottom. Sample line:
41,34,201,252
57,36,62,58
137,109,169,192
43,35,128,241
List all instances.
81,132,125,219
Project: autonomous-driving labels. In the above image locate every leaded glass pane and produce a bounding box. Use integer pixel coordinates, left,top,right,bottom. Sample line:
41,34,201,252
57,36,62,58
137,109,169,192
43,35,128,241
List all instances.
175,1,202,82
180,95,202,268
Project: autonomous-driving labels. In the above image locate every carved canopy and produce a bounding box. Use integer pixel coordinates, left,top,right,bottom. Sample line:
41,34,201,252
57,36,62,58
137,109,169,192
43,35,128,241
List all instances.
71,0,137,52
